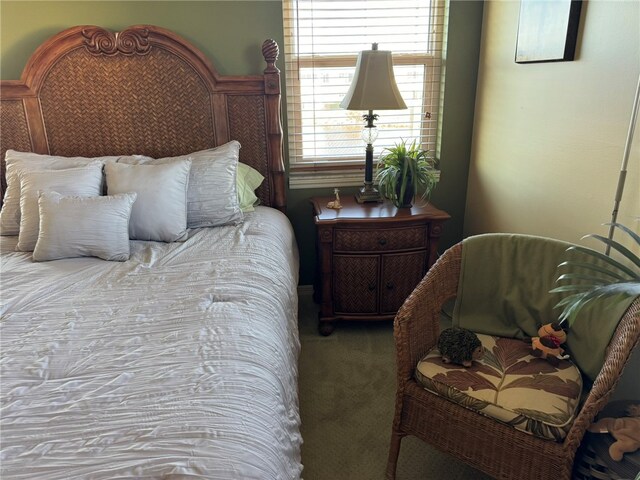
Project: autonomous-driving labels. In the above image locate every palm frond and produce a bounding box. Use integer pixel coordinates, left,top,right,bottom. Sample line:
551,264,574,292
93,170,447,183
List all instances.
556,283,640,325
556,261,628,281
550,285,598,294
585,234,640,270
552,223,640,327
606,222,640,247
564,245,637,279
555,273,607,285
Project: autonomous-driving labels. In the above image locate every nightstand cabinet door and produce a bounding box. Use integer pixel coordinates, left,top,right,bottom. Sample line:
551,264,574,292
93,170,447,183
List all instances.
380,251,427,314
333,255,379,314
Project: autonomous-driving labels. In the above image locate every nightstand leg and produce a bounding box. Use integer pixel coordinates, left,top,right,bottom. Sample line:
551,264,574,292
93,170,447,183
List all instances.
319,318,335,336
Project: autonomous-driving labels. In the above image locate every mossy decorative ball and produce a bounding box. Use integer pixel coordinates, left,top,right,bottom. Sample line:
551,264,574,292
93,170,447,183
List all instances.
437,327,482,366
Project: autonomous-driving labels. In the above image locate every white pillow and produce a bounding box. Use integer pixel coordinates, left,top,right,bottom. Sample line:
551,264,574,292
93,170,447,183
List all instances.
33,191,137,262
16,164,104,252
105,160,191,242
1,150,120,236
118,141,243,227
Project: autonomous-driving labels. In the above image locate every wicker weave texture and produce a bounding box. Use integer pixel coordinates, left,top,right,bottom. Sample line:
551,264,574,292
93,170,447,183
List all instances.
380,251,427,314
387,240,640,480
0,100,32,197
334,226,426,252
40,48,215,159
399,382,571,479
333,255,379,314
227,95,271,207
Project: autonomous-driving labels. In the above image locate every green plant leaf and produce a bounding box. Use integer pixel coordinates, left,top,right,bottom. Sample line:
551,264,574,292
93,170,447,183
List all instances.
555,283,640,326
550,285,595,293
551,223,640,327
556,261,628,281
555,273,606,285
607,222,640,246
580,282,640,298
584,234,640,271
566,245,638,279
554,292,589,309
375,139,439,205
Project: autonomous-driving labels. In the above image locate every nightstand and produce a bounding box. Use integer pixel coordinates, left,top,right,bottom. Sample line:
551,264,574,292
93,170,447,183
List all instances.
311,195,450,335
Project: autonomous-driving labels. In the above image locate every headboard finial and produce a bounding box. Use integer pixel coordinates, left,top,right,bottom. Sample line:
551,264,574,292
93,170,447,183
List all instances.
262,39,280,74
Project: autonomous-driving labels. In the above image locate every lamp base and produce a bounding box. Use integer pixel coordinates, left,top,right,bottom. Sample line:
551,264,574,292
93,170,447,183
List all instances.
355,183,383,203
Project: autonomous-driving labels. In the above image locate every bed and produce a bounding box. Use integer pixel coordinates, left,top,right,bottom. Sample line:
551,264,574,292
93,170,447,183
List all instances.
0,25,302,479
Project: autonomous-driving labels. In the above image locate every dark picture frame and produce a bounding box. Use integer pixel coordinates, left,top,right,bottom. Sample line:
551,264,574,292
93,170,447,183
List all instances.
515,0,582,63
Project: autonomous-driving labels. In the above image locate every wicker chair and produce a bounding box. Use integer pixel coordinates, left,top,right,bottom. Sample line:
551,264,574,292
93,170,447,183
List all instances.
386,241,640,480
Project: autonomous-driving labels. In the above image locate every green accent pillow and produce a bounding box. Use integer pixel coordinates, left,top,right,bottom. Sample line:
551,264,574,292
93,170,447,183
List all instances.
452,233,636,382
237,162,264,212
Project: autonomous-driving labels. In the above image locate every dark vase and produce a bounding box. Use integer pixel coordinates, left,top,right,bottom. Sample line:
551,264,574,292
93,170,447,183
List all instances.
394,173,414,208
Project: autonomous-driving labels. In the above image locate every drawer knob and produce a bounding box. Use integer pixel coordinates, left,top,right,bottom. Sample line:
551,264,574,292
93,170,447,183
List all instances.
368,283,376,291
378,238,387,246
386,282,395,290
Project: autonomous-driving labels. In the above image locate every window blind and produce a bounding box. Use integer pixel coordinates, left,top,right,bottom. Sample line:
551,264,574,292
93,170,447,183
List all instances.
283,0,445,173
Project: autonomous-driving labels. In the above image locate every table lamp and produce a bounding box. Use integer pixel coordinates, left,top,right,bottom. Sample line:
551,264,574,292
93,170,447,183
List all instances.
340,43,407,203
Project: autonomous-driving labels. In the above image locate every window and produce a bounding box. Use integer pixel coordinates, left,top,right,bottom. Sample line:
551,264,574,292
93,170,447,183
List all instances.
283,0,446,188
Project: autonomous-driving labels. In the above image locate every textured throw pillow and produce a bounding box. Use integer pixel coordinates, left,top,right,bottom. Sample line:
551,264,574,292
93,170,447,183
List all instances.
118,141,243,227
237,162,264,212
105,160,191,242
33,191,137,262
0,150,119,236
16,164,104,252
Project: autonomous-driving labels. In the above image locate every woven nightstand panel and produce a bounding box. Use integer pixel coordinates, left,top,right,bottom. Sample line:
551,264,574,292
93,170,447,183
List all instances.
333,255,379,314
334,226,426,252
380,251,427,313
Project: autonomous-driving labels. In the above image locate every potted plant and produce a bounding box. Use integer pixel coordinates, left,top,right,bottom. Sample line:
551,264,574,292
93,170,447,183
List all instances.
375,139,439,208
552,223,640,326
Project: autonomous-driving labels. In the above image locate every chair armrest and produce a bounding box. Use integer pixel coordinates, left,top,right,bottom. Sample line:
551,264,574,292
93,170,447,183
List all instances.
393,242,462,383
564,297,640,451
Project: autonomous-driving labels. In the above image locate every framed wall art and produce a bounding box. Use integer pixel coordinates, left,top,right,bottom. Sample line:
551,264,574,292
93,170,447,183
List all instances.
515,0,583,63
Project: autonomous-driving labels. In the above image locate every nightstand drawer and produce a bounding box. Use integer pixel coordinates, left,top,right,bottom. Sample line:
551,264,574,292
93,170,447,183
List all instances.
334,226,426,252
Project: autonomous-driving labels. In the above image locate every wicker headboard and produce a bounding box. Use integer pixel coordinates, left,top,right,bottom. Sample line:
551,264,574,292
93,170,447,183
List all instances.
0,25,286,210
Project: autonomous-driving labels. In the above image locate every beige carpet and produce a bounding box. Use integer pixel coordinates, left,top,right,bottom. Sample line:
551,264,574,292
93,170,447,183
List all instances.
297,289,493,480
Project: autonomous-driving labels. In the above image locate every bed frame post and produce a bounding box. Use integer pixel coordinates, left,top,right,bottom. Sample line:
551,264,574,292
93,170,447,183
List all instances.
262,39,286,213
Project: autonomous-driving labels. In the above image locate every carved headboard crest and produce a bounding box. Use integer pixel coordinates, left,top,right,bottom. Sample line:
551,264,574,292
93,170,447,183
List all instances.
0,25,286,210
82,27,151,56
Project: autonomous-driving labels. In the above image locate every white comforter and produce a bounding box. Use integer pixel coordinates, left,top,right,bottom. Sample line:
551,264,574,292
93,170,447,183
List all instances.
0,207,302,479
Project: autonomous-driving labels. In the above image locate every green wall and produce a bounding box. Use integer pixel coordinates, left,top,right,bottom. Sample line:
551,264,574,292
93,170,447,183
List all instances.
0,0,483,286
0,1,284,77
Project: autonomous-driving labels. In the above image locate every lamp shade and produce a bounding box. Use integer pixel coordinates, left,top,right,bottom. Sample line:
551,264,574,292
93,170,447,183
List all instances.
340,47,407,111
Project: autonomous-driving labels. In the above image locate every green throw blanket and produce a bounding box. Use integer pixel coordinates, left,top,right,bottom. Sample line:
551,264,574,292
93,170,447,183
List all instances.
452,233,636,382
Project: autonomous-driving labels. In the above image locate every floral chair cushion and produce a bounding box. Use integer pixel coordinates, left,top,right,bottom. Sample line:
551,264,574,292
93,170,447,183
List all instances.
415,334,583,441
